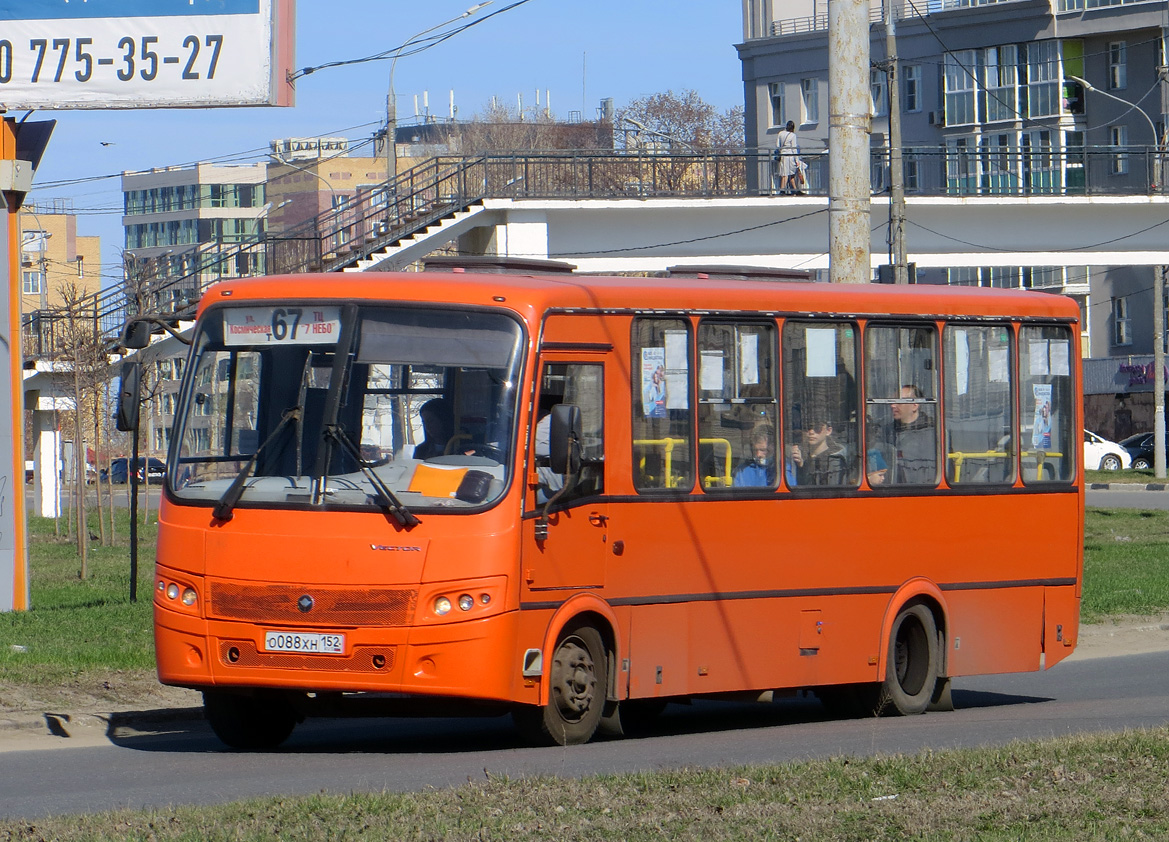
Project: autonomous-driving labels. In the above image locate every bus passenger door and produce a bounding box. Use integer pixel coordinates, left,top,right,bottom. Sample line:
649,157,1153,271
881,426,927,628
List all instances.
521,360,608,592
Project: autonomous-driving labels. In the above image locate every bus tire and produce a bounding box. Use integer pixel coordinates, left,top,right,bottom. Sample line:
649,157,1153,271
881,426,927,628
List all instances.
513,623,607,746
203,690,297,750
876,603,939,716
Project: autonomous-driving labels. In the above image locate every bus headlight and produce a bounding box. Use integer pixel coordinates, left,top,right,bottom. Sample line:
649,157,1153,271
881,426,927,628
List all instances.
434,596,452,616
181,588,198,606
166,583,179,600
458,594,474,611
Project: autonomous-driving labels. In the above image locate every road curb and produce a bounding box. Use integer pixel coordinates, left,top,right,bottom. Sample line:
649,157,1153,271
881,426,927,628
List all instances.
0,706,204,738
1089,482,1169,490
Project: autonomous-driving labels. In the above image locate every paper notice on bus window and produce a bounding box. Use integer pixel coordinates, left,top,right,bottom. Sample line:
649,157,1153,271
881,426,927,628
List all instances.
700,351,724,392
989,347,1009,383
805,328,837,378
739,333,759,385
1051,341,1070,376
664,330,688,410
954,329,970,395
1029,341,1050,376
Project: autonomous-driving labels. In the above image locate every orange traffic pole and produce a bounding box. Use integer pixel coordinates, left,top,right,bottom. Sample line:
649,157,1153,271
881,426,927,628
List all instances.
1,117,29,611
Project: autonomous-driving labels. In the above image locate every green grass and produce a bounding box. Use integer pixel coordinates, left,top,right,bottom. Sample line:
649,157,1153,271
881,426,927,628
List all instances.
0,513,157,688
3,727,1169,839
1085,467,1164,484
1082,507,1169,621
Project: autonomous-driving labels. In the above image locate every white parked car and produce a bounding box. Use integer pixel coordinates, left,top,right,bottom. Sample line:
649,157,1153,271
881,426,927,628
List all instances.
1084,430,1131,471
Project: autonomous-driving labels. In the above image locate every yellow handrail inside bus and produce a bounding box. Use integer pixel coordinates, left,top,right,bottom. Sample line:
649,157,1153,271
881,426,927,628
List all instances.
948,450,1064,482
634,437,734,488
700,438,733,488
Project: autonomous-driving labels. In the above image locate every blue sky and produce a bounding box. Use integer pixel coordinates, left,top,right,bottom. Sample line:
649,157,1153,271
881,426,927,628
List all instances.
25,0,746,285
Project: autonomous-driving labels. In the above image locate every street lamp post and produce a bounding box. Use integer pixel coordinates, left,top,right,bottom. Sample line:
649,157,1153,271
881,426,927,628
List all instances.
1069,74,1166,478
385,4,492,188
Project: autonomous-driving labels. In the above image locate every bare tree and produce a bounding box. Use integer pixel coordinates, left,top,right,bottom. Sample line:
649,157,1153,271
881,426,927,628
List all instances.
53,277,106,573
617,89,745,152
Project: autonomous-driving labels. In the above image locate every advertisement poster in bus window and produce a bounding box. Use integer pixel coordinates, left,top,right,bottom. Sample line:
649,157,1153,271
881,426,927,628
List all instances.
1032,383,1053,449
641,347,667,417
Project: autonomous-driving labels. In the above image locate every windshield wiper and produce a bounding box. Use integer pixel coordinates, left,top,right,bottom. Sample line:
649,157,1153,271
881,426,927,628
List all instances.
324,424,420,528
212,406,301,522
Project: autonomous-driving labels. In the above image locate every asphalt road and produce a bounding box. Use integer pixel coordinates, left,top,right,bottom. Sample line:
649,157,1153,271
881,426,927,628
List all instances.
1087,486,1169,510
2,650,1168,820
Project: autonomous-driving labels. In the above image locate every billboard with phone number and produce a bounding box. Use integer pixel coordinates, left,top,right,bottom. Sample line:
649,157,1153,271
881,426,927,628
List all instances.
0,0,294,108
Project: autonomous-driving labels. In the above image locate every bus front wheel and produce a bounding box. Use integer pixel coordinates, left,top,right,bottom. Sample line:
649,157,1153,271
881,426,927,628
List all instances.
513,624,607,746
876,603,939,716
203,690,298,750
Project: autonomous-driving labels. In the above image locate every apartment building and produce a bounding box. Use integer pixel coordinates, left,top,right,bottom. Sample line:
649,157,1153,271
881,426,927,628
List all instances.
738,0,1168,365
17,201,101,314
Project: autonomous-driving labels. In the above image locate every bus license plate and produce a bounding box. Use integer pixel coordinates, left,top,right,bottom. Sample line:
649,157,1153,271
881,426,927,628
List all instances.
263,631,345,655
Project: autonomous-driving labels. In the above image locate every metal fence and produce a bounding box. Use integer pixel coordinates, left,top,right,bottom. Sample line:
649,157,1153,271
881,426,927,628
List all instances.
21,145,1168,357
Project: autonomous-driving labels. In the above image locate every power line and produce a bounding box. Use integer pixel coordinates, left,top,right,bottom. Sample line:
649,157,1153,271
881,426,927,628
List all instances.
288,0,538,82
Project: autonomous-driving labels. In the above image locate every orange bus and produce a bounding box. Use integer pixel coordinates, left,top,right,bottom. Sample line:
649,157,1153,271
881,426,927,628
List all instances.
144,262,1083,748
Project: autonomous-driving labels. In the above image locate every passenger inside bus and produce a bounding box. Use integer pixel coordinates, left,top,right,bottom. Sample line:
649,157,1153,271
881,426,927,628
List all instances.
891,385,937,484
732,426,778,487
413,398,455,460
792,417,851,485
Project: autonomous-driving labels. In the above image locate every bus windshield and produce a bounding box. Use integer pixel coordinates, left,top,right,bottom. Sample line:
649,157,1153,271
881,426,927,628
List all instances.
169,303,525,514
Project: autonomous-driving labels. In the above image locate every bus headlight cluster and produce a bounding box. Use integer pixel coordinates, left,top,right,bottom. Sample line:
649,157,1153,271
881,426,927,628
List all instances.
157,578,198,607
433,592,490,617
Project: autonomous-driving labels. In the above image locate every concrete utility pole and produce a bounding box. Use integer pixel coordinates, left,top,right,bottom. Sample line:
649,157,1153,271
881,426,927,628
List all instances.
1158,266,1167,479
883,0,909,284
829,0,872,284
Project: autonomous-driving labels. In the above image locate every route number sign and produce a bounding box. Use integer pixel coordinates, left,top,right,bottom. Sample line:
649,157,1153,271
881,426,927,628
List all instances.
0,0,294,109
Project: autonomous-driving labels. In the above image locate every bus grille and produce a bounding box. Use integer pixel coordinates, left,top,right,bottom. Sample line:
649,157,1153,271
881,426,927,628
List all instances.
208,582,417,626
218,640,396,673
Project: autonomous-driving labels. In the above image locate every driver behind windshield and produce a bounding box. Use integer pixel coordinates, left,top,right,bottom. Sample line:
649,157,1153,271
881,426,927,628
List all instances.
413,398,454,460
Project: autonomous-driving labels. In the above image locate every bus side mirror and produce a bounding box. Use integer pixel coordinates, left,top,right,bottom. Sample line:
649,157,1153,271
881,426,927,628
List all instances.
120,319,151,350
549,404,582,475
116,361,141,432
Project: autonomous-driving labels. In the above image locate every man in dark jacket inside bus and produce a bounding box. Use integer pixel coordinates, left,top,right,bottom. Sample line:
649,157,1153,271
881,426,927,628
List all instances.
891,385,937,484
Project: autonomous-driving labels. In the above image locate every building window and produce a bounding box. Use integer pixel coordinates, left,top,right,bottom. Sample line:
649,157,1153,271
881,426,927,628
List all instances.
1111,125,1129,174
1025,41,1060,119
870,68,889,117
1113,297,1131,346
983,45,1018,122
944,51,977,126
768,82,785,127
800,78,819,124
1109,42,1127,90
22,270,44,296
904,65,921,113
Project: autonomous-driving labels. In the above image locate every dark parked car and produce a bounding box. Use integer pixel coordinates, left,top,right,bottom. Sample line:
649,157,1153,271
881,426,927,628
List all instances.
1120,432,1167,470
102,457,166,484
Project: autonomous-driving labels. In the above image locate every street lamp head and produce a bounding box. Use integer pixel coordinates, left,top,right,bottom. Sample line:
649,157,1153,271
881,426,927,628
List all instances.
1066,74,1095,93
464,2,492,15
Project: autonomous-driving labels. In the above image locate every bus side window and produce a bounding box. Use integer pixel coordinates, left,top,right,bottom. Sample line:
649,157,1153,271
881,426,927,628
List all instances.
632,319,693,491
782,321,859,488
697,321,778,490
1019,325,1074,483
865,325,939,487
534,362,604,501
943,324,1015,485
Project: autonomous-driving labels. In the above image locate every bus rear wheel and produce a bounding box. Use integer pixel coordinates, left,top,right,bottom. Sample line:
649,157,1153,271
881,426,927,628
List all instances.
876,603,939,716
203,690,298,750
513,624,607,746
